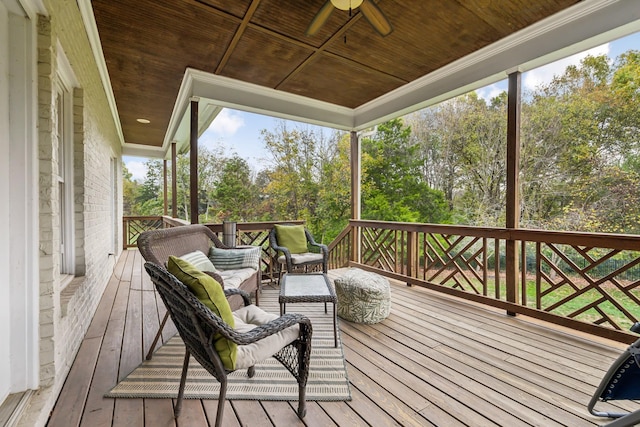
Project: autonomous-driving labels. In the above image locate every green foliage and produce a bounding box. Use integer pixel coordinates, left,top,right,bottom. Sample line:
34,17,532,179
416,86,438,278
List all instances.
212,156,259,222
123,159,164,216
122,164,138,215
262,122,351,242
361,118,451,224
407,50,640,234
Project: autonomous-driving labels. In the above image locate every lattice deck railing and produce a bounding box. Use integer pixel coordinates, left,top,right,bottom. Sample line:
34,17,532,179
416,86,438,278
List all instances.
348,220,640,343
123,216,640,342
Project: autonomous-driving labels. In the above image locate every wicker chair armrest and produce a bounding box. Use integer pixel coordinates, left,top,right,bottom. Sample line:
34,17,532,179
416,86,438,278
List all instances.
304,229,320,246
308,242,328,254
270,239,290,256
276,245,292,258
204,270,225,286
269,228,294,270
223,288,252,307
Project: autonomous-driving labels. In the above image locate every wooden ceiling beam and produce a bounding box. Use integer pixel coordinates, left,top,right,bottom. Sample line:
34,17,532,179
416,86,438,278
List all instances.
215,0,263,74
268,11,406,90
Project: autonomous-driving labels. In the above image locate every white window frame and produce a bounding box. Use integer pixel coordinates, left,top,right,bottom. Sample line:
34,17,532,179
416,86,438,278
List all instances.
55,45,77,277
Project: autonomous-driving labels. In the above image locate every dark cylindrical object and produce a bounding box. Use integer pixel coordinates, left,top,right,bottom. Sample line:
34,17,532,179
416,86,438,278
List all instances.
223,221,237,248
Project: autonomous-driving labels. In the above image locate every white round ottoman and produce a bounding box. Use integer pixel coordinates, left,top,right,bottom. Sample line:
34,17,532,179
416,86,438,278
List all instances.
334,268,390,324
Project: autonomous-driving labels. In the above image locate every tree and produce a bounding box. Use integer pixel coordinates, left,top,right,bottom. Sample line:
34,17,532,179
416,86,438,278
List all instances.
313,132,351,242
262,121,350,242
122,164,139,215
213,156,260,221
262,122,311,220
361,118,450,223
135,159,164,215
521,53,640,232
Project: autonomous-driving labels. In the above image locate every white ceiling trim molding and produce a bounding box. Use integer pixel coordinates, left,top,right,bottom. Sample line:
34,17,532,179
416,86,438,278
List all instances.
353,0,640,130
188,69,354,128
77,0,125,147
163,68,357,157
162,69,195,154
121,143,166,158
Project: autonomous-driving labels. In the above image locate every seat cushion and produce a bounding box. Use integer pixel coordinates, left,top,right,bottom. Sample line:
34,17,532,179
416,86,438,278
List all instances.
218,268,256,290
274,224,308,254
167,256,238,370
232,305,300,369
278,252,324,266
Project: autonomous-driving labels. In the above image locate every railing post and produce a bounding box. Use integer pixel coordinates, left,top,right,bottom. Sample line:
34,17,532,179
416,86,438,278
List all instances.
190,98,199,224
163,159,168,216
506,71,522,315
171,141,177,218
406,231,418,286
122,218,128,250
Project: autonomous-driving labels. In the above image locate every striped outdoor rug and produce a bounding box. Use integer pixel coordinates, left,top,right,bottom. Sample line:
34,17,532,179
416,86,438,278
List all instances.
106,291,351,401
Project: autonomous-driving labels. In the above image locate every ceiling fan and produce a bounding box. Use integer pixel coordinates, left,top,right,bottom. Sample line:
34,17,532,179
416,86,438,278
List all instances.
306,0,393,37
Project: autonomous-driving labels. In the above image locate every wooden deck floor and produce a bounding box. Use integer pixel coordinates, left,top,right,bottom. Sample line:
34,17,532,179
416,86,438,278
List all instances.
47,249,637,427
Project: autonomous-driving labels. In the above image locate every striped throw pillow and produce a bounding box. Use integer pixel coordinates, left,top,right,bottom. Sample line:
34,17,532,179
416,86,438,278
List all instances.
209,247,260,271
179,250,217,272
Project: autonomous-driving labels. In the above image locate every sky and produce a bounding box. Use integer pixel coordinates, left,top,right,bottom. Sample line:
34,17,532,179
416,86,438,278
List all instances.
124,31,640,182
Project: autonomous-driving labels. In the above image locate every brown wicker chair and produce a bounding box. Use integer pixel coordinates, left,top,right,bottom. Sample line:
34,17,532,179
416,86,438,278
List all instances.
138,224,260,359
269,225,328,284
144,262,312,426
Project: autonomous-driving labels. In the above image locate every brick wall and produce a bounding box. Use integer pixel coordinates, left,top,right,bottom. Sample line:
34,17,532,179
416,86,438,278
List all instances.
18,0,123,424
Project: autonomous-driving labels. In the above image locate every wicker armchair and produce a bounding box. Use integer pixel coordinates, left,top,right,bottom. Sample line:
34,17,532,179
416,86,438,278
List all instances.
144,262,312,426
138,224,260,360
269,225,328,284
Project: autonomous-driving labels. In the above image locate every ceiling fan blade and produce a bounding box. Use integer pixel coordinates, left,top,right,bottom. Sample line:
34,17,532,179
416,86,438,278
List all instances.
360,0,393,36
306,1,335,36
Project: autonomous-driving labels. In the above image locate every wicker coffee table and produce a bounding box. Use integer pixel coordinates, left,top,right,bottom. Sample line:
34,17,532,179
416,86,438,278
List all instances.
279,272,337,347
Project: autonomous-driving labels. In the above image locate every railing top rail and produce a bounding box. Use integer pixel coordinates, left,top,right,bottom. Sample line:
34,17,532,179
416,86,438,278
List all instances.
350,219,510,238
350,220,640,250
204,220,305,232
123,215,164,220
327,224,353,251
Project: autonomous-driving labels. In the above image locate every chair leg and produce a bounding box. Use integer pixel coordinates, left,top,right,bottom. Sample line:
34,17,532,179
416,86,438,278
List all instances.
146,311,170,360
214,379,228,427
603,410,640,427
174,349,190,418
254,272,260,306
278,263,284,285
297,382,307,419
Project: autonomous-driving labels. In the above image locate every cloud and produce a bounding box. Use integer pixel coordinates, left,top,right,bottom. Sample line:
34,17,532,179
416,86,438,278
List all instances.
475,43,612,102
208,109,245,137
523,43,611,91
476,83,506,102
125,160,147,182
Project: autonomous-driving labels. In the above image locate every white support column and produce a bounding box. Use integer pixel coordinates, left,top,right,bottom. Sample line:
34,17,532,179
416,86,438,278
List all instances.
1,0,40,401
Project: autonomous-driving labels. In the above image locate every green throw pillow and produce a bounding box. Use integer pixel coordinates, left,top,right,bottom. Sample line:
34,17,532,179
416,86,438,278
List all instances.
274,224,308,254
167,256,237,370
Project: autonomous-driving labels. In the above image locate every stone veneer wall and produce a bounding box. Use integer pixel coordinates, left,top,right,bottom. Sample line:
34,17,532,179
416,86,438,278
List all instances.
19,0,123,424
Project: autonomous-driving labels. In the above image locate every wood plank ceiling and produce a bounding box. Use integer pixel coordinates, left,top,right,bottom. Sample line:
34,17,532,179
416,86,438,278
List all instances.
91,0,580,148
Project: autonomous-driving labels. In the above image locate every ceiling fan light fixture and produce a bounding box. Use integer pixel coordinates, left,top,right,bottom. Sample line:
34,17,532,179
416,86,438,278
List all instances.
330,0,363,11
